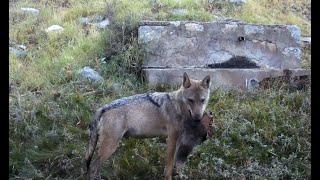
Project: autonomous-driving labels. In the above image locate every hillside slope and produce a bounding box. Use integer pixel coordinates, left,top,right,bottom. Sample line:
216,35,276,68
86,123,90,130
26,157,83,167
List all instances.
9,0,310,179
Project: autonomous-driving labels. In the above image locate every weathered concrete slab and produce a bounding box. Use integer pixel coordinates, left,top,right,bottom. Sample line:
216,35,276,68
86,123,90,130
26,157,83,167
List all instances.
138,21,301,69
143,68,310,90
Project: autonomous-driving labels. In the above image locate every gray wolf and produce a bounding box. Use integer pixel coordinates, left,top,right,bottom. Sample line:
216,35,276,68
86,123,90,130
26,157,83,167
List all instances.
85,72,211,180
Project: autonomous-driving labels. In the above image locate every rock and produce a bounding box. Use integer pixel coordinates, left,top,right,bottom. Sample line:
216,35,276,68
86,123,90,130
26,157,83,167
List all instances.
17,45,27,50
79,17,89,25
79,66,103,83
228,0,246,4
9,47,27,58
79,15,109,29
208,0,247,5
111,83,122,92
79,15,104,24
171,8,188,15
46,25,64,33
20,7,40,14
90,15,104,23
97,19,110,29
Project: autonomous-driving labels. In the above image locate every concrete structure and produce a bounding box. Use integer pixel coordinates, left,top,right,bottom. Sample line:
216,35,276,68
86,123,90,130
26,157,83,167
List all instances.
144,68,310,90
138,21,310,90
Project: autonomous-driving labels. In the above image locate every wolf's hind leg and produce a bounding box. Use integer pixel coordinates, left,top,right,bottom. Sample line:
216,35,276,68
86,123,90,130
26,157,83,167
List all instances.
88,131,123,180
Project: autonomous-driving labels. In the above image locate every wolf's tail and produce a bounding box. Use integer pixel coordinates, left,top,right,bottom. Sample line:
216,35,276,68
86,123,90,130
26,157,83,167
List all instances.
85,108,103,174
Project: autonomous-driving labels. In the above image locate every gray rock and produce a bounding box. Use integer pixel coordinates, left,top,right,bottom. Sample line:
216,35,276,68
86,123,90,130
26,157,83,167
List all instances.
208,0,246,4
79,15,109,29
91,15,104,23
171,8,188,15
46,25,64,32
17,45,27,50
9,47,27,58
97,19,110,29
79,66,103,83
79,17,89,25
111,83,122,92
228,0,246,4
21,7,40,14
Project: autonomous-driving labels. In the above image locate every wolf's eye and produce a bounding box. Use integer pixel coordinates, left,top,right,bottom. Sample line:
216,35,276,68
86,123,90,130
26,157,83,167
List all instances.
188,98,194,103
201,99,205,103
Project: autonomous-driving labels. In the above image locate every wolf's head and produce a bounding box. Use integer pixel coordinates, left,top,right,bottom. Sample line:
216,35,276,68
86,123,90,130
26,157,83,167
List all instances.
180,72,211,121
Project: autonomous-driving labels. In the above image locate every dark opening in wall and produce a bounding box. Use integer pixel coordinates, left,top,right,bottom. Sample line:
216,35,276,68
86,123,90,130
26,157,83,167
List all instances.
207,56,260,68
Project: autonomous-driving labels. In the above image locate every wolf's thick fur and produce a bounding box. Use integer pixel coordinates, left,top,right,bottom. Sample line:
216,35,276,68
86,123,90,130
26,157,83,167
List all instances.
85,73,211,180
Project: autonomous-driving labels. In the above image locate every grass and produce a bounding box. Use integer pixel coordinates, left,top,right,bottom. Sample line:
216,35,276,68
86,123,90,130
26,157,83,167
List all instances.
9,0,310,179
181,88,311,179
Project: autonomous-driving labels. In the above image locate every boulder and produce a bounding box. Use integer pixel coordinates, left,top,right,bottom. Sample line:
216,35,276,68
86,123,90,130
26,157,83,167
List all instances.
208,0,247,5
21,7,40,14
46,25,64,33
171,9,188,15
97,19,110,29
79,66,103,83
9,47,27,58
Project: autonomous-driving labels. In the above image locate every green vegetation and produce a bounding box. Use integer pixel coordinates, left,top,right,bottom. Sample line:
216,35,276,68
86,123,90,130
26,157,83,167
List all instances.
9,0,310,179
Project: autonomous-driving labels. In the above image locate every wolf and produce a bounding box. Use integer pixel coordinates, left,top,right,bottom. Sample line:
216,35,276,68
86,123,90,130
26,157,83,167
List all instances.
85,72,211,180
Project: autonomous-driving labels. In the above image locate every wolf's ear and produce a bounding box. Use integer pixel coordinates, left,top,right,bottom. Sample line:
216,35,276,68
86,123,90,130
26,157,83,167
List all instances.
183,72,191,88
201,75,211,89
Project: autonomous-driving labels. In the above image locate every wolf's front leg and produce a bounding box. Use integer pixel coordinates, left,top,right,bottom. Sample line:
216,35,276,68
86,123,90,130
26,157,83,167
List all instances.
165,127,179,180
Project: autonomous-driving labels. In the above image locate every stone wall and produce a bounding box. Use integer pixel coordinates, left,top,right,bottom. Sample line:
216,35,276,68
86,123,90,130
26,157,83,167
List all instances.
138,21,309,90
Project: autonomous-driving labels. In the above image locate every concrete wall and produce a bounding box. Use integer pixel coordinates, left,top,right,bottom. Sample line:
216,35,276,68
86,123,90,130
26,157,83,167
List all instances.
139,21,301,69
138,21,309,90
